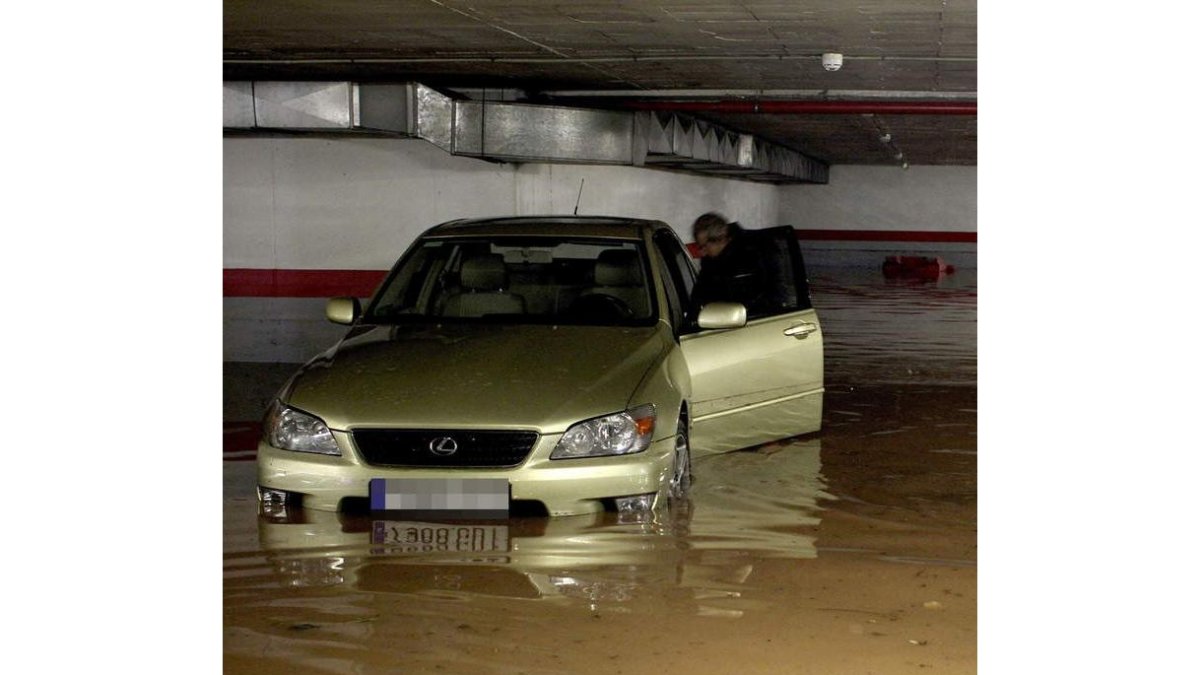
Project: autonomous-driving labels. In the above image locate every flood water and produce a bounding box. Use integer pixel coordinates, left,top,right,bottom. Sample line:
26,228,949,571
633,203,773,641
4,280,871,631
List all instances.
224,267,977,674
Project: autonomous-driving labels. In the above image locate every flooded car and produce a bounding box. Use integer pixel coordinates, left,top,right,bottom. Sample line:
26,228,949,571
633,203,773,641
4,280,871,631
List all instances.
257,216,824,517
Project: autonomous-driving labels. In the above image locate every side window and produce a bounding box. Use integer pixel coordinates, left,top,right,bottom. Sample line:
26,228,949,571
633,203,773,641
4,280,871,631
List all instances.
757,226,813,314
652,230,696,330
652,246,684,330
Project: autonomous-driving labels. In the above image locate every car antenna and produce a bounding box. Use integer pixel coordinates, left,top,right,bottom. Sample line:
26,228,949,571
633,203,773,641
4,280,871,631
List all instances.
574,179,585,215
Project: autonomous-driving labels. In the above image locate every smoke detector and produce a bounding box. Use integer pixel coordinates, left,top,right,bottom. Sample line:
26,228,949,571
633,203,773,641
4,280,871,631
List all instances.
821,53,844,72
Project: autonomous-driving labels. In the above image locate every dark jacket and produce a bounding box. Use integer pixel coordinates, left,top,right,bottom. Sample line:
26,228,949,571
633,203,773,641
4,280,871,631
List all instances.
690,225,778,318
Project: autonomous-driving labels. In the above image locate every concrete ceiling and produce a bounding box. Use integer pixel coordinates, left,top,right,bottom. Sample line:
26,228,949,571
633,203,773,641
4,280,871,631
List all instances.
224,0,976,167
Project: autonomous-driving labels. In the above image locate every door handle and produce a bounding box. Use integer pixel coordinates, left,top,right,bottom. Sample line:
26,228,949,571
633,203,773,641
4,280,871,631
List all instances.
783,323,818,339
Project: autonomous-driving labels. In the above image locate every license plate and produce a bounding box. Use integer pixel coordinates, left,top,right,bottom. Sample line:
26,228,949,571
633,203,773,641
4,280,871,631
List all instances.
369,478,510,519
372,520,510,553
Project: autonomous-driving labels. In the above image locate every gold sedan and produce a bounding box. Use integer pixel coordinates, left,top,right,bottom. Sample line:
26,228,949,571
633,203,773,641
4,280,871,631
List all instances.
257,217,823,517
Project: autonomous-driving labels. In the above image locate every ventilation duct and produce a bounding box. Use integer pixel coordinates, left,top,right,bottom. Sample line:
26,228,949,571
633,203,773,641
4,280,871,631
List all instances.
222,81,454,151
223,81,827,184
358,83,455,152
632,112,827,183
452,101,633,164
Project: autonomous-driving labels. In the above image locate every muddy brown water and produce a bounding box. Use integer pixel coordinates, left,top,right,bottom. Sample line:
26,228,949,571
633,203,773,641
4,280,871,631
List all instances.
224,267,977,674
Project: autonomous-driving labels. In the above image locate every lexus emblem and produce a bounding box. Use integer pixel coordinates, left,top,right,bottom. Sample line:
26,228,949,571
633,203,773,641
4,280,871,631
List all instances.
429,436,459,456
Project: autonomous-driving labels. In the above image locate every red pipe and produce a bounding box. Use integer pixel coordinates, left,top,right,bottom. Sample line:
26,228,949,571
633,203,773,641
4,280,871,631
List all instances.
626,100,976,115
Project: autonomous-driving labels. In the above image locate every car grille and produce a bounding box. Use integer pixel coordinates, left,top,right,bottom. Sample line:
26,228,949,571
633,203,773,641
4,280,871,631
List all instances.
352,429,539,468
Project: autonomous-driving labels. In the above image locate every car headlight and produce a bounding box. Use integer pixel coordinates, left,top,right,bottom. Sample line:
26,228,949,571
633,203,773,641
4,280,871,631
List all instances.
550,404,656,459
264,401,341,455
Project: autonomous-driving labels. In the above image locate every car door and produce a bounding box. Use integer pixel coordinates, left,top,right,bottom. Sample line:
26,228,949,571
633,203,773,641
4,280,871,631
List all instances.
660,226,824,456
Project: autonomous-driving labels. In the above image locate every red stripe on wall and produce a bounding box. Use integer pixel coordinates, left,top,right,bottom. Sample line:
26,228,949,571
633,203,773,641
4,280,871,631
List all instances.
224,422,261,453
224,230,974,297
793,229,976,243
224,269,388,298
682,228,975,256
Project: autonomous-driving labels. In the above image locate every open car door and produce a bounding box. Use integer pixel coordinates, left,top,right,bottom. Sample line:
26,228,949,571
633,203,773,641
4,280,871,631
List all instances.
678,226,824,455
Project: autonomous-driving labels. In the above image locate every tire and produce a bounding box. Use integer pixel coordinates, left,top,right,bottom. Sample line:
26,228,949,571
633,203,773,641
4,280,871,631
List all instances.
668,416,692,502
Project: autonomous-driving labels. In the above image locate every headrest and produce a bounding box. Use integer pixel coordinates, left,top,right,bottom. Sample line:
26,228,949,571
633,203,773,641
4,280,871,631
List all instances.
594,249,643,287
460,254,508,291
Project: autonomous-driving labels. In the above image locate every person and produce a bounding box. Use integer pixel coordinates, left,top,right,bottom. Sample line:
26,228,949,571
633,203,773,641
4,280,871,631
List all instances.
689,212,779,319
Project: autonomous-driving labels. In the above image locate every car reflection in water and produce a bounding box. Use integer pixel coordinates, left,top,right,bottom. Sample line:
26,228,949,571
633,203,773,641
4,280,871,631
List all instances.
257,437,826,615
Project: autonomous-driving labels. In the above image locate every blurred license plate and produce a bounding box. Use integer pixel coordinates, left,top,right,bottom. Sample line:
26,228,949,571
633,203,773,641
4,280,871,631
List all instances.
372,521,510,553
369,478,509,519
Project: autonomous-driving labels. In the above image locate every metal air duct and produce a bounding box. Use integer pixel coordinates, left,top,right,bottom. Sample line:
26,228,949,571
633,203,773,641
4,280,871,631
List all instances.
223,81,828,183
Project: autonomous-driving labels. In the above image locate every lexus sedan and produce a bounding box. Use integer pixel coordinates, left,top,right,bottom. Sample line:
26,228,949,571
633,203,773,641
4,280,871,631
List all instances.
257,216,823,517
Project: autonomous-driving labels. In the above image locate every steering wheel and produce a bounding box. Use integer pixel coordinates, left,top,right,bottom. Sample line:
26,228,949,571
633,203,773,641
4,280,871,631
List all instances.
569,293,634,321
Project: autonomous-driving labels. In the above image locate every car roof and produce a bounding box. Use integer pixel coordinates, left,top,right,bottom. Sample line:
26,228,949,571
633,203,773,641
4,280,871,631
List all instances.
422,216,669,240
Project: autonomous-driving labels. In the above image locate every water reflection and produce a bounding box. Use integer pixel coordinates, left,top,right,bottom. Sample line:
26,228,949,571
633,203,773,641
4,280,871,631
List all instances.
686,437,831,555
809,267,977,385
239,438,825,615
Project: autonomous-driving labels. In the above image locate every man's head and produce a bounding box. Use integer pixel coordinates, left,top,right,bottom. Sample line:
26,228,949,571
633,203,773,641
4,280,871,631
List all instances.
692,212,733,259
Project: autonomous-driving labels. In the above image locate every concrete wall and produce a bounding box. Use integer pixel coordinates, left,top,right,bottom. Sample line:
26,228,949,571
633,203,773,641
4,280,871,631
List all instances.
223,138,976,363
778,165,977,267
224,138,514,271
781,165,977,232
224,136,779,271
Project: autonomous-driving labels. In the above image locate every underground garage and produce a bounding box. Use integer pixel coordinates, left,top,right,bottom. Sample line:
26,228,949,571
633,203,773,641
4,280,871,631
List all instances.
218,3,977,673
18,3,1199,671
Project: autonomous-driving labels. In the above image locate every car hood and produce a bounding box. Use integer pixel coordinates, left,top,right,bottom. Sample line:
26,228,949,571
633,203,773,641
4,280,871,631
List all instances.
285,323,669,432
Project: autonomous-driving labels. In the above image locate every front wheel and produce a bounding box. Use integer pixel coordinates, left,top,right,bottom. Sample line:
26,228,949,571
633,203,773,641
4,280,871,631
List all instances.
668,417,692,502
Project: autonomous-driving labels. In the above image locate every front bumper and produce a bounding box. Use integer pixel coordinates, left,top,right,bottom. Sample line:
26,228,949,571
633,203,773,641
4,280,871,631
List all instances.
257,430,676,516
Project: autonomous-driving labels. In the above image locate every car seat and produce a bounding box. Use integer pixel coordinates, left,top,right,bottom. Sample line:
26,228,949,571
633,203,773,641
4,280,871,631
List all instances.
440,254,527,317
579,249,648,317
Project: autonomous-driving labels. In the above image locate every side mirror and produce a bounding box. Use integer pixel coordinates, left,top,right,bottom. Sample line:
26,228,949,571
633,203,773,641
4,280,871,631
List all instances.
697,302,747,330
326,297,361,325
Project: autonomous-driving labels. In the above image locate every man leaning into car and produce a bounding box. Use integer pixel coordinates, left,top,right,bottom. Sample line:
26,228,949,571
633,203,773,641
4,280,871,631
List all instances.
689,212,781,319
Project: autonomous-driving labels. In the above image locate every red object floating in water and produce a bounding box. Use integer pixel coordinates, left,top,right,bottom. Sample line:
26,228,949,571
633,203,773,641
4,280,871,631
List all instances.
882,256,956,280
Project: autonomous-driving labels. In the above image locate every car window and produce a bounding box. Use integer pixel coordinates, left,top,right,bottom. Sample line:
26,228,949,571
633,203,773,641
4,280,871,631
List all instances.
755,226,813,314
653,229,700,329
651,245,684,331
365,237,657,326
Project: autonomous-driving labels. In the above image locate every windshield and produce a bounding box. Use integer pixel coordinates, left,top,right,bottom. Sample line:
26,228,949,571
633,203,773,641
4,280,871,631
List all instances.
364,237,657,326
